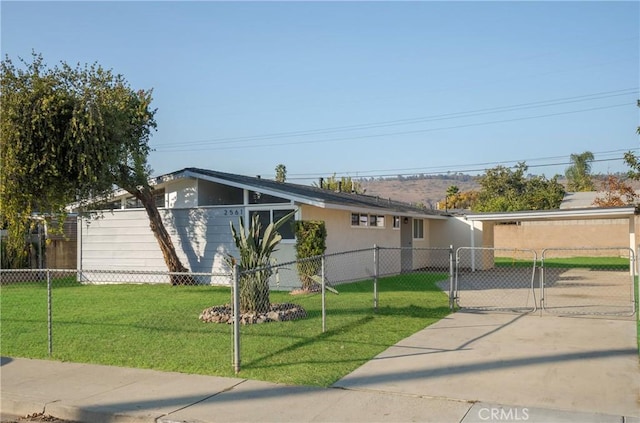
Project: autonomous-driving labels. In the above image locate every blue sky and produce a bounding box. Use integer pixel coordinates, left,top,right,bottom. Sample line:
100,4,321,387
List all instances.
2,1,639,184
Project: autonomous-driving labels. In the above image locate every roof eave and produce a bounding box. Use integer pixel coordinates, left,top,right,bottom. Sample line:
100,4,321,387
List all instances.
464,206,637,222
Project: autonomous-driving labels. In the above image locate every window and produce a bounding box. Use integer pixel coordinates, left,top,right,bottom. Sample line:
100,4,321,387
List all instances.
249,208,296,240
413,219,424,239
352,213,385,228
393,216,401,229
273,209,295,240
124,189,165,209
351,213,369,226
370,215,385,228
249,191,290,205
351,213,369,227
155,189,166,208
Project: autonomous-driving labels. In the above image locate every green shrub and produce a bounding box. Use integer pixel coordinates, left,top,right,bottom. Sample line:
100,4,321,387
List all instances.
294,220,327,290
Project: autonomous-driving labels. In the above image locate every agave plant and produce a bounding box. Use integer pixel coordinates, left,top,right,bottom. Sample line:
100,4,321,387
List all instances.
226,211,295,314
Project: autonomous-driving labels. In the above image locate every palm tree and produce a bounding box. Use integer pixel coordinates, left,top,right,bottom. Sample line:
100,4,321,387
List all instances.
445,185,460,211
275,164,287,183
565,151,595,191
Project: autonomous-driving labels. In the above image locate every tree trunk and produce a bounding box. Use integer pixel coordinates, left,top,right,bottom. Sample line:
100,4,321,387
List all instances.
133,186,194,285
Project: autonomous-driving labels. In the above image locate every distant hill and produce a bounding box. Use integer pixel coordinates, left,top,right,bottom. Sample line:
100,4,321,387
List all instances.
358,173,639,209
359,175,479,209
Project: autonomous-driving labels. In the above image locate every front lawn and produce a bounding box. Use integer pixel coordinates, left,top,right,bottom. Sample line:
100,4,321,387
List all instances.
0,273,450,387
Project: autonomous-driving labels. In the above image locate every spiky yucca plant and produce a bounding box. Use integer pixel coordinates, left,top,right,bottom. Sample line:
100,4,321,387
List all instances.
226,211,294,314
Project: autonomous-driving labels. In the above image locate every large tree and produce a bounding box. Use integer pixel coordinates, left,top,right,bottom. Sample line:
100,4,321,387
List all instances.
1,53,189,281
473,162,565,212
565,151,595,191
592,175,637,207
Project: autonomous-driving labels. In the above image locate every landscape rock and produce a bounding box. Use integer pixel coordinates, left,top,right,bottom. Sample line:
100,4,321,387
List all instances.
199,302,307,325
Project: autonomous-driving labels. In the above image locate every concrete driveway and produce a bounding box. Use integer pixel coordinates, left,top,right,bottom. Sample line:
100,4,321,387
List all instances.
333,310,640,418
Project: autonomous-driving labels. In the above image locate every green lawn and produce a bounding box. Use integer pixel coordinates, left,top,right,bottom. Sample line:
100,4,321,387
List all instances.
495,256,630,270
0,273,450,387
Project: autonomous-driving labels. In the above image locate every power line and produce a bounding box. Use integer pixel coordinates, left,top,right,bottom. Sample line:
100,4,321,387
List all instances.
154,102,634,153
283,149,640,181
286,148,638,178
151,88,638,150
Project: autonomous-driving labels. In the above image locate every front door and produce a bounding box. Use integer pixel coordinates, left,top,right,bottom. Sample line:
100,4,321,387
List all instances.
400,217,413,272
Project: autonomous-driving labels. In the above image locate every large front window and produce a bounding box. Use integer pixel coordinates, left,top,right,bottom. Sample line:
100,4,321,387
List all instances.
250,208,296,240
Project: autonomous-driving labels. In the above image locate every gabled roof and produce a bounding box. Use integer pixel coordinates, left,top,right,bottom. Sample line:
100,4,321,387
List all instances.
159,168,447,219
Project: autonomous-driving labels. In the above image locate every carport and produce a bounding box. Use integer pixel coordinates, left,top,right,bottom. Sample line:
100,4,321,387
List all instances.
451,206,638,317
462,205,638,258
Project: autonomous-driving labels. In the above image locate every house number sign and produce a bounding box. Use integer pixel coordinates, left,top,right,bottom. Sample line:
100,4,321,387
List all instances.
223,209,242,216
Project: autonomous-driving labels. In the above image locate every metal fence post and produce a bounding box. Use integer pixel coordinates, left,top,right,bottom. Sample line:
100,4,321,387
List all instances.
232,264,240,374
540,253,545,313
632,248,637,316
47,268,52,357
373,244,379,312
449,245,454,311
321,256,326,333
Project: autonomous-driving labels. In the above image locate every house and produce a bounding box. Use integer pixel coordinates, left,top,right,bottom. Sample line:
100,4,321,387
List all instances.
77,168,476,285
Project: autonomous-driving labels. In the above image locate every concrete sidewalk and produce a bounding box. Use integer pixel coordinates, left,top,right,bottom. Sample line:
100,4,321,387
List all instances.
2,311,639,423
0,357,633,423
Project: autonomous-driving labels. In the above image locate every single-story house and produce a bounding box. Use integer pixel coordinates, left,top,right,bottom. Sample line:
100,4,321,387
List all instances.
76,169,640,283
77,168,478,284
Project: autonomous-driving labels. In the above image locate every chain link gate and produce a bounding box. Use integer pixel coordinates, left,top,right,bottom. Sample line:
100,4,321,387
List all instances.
454,247,538,312
540,247,636,316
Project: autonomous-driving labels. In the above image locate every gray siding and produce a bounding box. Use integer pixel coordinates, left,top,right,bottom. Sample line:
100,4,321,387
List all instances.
80,207,242,279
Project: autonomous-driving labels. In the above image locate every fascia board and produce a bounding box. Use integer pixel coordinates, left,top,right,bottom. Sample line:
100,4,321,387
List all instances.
321,202,448,219
464,207,636,221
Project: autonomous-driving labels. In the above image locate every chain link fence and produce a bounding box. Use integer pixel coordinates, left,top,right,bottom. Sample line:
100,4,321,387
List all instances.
454,247,539,312
4,245,632,379
453,247,637,317
541,247,636,316
0,268,235,374
1,246,454,377
229,246,453,373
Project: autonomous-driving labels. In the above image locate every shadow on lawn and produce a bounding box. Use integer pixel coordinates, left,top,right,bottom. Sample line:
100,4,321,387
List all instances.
241,315,376,370
242,303,452,372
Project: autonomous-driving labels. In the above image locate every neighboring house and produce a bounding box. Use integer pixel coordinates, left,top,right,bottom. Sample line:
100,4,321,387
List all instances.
77,168,477,285
559,191,601,209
